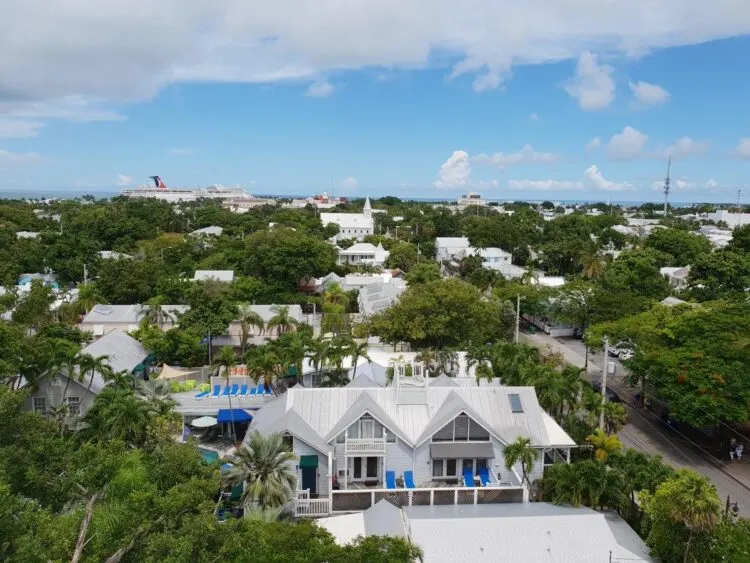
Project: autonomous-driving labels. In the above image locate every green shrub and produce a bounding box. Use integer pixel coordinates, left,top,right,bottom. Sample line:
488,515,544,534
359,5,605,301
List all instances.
169,381,182,393
184,379,197,391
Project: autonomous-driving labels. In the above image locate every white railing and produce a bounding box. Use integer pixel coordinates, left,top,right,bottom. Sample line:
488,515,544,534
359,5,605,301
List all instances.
330,485,526,514
345,437,387,454
296,498,331,517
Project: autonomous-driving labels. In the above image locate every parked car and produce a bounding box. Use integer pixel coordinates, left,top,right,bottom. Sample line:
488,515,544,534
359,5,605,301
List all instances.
608,340,635,359
572,327,584,339
592,382,622,403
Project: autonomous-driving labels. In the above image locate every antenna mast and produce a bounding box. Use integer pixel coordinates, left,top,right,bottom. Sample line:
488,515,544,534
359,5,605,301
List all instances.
663,154,671,217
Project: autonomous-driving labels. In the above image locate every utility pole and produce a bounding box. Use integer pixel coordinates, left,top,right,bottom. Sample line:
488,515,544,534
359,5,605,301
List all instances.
207,329,212,365
514,294,521,343
83,263,88,284
663,154,671,217
599,337,609,430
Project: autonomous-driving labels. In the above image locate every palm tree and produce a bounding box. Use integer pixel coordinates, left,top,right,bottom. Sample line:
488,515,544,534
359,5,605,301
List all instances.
580,384,604,427
415,348,438,377
602,401,629,434
490,342,539,386
135,378,173,402
248,347,283,394
585,428,622,462
543,462,587,507
79,354,112,395
579,244,605,279
267,305,299,336
138,296,169,327
237,304,265,355
306,337,330,387
662,471,721,563
74,282,104,316
504,436,539,487
533,367,580,420
223,432,297,509
434,349,459,377
466,344,493,384
348,339,371,381
321,283,350,336
213,346,238,442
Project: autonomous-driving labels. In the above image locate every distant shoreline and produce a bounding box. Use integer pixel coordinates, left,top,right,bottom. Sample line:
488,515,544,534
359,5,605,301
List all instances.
0,189,740,207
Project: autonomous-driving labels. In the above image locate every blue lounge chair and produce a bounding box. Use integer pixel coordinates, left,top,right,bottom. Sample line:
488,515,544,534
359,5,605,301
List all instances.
248,384,258,396
238,384,248,396
221,385,231,397
404,470,416,489
385,470,397,490
210,385,222,398
255,383,264,395
265,385,274,396
463,468,474,487
479,467,491,487
194,390,210,399
228,384,240,396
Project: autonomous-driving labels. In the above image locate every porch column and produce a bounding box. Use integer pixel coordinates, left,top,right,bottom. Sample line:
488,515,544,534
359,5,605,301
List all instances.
566,448,571,463
522,485,529,503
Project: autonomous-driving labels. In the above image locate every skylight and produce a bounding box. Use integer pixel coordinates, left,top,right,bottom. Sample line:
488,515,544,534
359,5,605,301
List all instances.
509,393,523,413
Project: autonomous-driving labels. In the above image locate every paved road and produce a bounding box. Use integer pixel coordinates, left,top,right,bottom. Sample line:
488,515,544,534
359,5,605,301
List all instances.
522,331,750,514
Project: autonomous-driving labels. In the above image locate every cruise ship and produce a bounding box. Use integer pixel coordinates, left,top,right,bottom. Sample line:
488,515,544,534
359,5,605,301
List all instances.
121,176,255,203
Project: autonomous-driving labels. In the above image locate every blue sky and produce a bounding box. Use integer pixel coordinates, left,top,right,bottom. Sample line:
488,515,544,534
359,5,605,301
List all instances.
1,2,749,202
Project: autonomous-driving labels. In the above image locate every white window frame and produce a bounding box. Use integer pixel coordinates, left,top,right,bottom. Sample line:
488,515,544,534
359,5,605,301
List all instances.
32,397,46,415
66,396,81,416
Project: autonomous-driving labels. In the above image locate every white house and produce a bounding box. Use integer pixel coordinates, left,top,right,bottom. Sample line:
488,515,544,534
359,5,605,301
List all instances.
456,192,487,207
435,237,472,262
475,247,512,270
706,210,750,228
80,303,188,335
189,225,224,237
660,266,690,290
337,243,389,267
357,278,406,316
247,373,574,517
25,329,150,419
98,250,133,260
16,231,41,239
321,198,374,242
193,270,235,283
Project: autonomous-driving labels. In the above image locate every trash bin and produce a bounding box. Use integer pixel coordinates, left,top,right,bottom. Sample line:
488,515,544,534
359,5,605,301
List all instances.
529,326,536,334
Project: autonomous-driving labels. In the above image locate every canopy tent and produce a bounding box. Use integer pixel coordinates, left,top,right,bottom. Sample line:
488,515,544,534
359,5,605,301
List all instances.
159,364,197,379
191,416,218,428
217,409,253,423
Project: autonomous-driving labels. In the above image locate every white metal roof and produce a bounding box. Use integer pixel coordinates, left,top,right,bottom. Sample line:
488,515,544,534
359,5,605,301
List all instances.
78,329,149,392
189,225,223,236
320,212,374,230
193,270,235,282
318,500,407,546
541,412,576,447
82,304,188,324
402,503,654,563
250,386,569,448
435,237,470,248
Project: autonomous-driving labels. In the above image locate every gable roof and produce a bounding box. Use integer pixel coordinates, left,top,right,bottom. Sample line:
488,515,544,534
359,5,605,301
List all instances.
189,225,223,236
320,212,374,230
435,237,470,248
82,304,188,324
82,329,149,376
250,386,563,449
193,270,235,282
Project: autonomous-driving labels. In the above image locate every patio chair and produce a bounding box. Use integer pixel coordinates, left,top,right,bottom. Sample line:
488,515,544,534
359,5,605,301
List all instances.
220,385,231,397
404,470,416,489
385,470,397,490
462,468,474,487
228,384,240,396
255,383,265,395
479,467,491,487
238,384,248,396
194,390,210,399
210,385,222,398
248,384,258,396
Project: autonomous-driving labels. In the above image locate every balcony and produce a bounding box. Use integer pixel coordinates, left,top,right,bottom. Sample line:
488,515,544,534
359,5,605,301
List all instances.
295,489,331,517
345,437,387,455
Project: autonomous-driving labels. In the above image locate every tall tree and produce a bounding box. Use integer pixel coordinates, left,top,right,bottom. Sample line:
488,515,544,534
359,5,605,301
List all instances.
266,305,300,336
223,432,296,509
213,346,238,442
585,429,622,462
237,304,265,355
504,436,538,487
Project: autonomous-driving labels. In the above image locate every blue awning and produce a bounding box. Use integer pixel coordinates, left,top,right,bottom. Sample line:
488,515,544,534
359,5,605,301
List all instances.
217,409,253,423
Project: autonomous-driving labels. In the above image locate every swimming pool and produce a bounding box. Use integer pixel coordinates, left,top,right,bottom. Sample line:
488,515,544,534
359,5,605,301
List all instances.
198,447,219,463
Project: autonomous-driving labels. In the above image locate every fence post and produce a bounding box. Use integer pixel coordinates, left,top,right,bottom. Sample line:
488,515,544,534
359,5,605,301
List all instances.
454,489,458,505
473,488,478,505
408,491,413,506
430,489,434,505
371,491,375,509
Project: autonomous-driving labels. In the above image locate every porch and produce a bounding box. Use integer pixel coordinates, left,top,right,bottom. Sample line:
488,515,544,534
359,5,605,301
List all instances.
294,483,526,517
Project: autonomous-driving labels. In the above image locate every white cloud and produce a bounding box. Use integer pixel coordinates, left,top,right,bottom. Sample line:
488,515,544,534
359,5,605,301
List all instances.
477,179,500,189
305,81,335,98
629,81,670,107
473,144,559,168
705,178,720,189
607,126,648,161
583,165,632,191
529,113,539,121
0,149,42,165
585,137,601,151
508,179,583,191
0,119,44,138
564,52,615,111
0,96,125,123
116,174,132,186
435,150,471,189
731,138,750,159
167,147,194,155
341,176,358,189
2,2,749,108
653,136,711,159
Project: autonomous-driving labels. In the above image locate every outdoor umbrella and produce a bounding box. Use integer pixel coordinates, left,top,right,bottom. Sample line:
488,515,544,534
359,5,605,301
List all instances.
191,416,218,428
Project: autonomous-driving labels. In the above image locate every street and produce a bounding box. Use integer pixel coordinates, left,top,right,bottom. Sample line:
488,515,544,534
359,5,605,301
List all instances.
522,331,750,514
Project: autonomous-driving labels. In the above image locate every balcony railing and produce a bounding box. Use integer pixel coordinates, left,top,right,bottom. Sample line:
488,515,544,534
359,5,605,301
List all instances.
344,437,387,455
330,486,525,514
294,489,331,517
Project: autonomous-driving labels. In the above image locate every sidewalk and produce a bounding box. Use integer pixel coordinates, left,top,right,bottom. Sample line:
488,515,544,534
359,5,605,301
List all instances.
520,331,750,496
